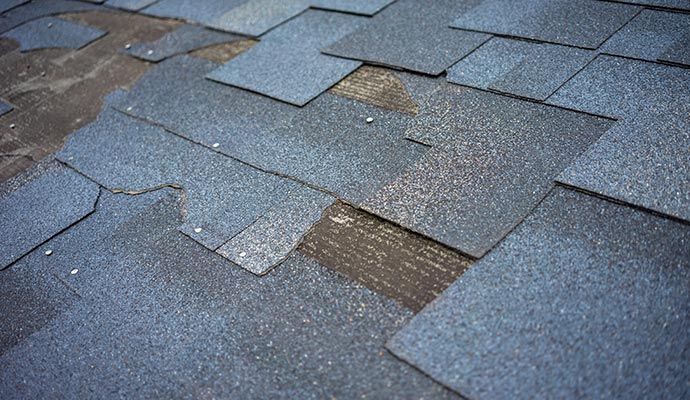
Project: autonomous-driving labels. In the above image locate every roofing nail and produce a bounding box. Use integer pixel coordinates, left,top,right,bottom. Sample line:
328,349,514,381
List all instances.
366,117,374,123
194,227,202,233
239,252,247,257
147,50,154,55
70,268,78,275
126,106,133,112
124,43,132,49
9,123,16,129
47,22,53,28
45,249,53,256
212,143,220,148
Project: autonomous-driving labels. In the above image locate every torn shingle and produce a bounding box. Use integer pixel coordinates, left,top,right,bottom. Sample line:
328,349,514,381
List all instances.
113,55,427,204
104,0,159,11
323,0,490,75
0,162,99,269
387,187,690,400
123,24,242,62
447,37,594,101
0,0,103,34
600,10,690,67
299,202,473,312
0,99,12,117
364,85,613,258
217,185,334,275
450,0,640,49
1,16,106,52
0,188,458,399
207,10,364,106
548,55,690,222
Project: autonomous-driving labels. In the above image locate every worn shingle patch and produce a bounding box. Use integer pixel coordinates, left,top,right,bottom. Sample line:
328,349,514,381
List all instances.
56,108,309,273
451,0,640,49
217,185,334,275
548,55,690,222
114,55,427,204
447,37,594,101
0,162,99,269
0,188,458,399
387,187,690,400
365,85,613,258
323,0,490,75
600,10,690,67
300,202,473,312
123,24,241,62
104,0,159,11
207,10,363,106
0,99,12,117
0,0,102,34
1,16,106,51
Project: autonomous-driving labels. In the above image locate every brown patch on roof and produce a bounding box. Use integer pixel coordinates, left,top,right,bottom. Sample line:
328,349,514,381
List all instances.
299,202,473,312
329,65,419,116
190,39,258,64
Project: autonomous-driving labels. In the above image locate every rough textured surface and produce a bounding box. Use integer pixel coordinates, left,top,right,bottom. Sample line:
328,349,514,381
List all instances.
0,188,458,400
600,10,690,66
208,0,309,37
365,85,613,258
105,0,159,11
57,108,302,259
388,187,690,400
548,55,690,222
114,55,427,204
607,0,690,11
1,16,106,51
310,0,394,15
447,37,594,101
0,99,12,116
124,24,241,62
217,186,334,275
0,0,102,34
451,0,640,49
0,162,99,269
207,10,363,106
0,0,27,14
323,0,490,75
141,0,246,26
300,202,473,312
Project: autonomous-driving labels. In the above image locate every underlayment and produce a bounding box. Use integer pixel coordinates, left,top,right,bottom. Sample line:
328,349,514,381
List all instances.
548,55,690,222
450,0,640,49
0,188,458,399
387,187,690,400
0,161,99,269
365,85,613,258
207,10,364,106
323,0,490,75
447,37,594,101
300,202,473,312
1,16,106,51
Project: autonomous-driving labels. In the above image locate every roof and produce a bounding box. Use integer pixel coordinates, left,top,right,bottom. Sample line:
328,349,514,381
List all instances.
0,1,688,398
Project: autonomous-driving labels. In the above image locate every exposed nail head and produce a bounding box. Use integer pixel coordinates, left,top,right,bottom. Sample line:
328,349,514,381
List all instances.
147,50,154,55
366,117,374,123
239,252,247,257
194,227,202,233
9,124,16,129
126,106,133,111
70,268,78,275
45,249,53,256
124,43,131,49
212,143,220,148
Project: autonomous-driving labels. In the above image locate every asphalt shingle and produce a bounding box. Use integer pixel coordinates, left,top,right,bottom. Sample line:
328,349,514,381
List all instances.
450,0,640,49
0,99,12,117
323,0,490,75
141,0,246,26
104,0,159,11
123,24,241,62
0,0,27,14
310,0,394,15
364,85,613,257
1,16,106,51
607,0,690,11
0,0,102,34
387,187,690,400
600,10,690,67
548,55,690,222
0,162,99,269
207,10,364,106
208,0,309,37
447,37,594,101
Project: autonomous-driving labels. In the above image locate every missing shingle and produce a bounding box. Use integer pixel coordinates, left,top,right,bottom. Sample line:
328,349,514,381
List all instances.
189,39,257,64
329,65,419,116
299,201,473,312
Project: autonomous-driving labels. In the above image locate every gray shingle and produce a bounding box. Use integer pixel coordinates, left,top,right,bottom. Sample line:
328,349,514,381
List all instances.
113,55,427,204
447,37,594,100
0,188,457,399
548,55,690,222
208,0,309,37
1,16,106,51
105,0,165,12
364,85,613,257
387,187,690,400
323,0,490,75
0,99,12,117
207,10,364,106
123,24,241,62
0,0,102,34
0,162,99,269
141,0,247,26
451,0,640,49
0,0,28,14
600,10,690,67
606,0,690,11
217,185,334,275
310,0,394,15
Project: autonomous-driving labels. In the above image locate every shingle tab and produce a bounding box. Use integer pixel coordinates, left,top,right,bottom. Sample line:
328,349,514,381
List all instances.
0,162,99,269
105,0,166,11
1,16,106,51
447,37,594,100
141,0,246,26
387,187,690,400
113,55,427,204
451,0,640,49
607,0,690,11
0,0,102,34
0,0,28,14
310,0,394,15
123,24,241,62
600,10,690,67
207,10,364,106
0,99,12,117
364,85,613,257
548,55,690,222
323,0,490,75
